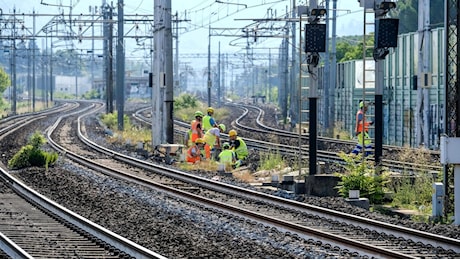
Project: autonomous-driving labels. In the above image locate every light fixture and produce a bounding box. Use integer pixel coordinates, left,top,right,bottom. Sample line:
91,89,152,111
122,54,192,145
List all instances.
379,1,396,10
310,8,327,17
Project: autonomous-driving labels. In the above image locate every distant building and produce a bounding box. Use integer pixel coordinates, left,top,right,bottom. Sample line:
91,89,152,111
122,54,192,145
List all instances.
54,75,91,97
93,76,150,99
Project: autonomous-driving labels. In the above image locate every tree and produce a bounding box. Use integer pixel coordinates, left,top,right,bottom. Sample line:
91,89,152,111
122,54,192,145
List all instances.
0,67,11,94
396,0,444,34
336,35,374,62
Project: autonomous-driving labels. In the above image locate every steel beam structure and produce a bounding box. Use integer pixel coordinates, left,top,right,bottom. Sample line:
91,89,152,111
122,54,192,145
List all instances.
444,0,459,217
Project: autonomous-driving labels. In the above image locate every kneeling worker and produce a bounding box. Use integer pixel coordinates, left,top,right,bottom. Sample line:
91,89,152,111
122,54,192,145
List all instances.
228,129,248,168
186,138,206,163
218,142,236,169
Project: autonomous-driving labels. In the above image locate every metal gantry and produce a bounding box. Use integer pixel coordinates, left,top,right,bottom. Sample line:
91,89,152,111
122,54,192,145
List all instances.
445,0,460,223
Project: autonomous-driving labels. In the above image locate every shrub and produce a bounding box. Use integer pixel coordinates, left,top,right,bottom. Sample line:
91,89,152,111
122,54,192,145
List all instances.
100,112,131,130
334,152,389,204
174,94,198,110
258,151,286,171
8,145,33,169
7,132,58,170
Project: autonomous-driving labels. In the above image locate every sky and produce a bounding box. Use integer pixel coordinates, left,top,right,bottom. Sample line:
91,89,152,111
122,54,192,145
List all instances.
0,0,363,70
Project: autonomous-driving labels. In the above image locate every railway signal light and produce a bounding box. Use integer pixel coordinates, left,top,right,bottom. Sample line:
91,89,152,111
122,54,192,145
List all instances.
375,18,399,48
304,23,326,53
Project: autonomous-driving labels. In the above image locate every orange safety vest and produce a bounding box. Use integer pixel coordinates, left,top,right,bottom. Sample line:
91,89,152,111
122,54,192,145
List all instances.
355,109,370,133
191,119,203,142
186,145,201,163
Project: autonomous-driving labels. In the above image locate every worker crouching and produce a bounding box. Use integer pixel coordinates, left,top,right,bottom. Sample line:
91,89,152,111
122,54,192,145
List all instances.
186,138,206,163
218,142,236,170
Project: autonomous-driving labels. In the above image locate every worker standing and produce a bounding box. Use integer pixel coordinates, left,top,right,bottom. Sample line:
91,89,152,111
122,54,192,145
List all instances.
351,101,373,156
190,111,204,143
202,107,218,133
228,129,248,167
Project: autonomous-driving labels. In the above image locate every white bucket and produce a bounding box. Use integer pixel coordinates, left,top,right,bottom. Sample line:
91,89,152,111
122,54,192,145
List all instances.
349,190,360,199
217,163,225,172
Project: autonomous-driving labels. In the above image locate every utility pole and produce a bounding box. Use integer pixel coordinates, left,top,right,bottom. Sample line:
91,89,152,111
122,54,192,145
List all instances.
290,0,297,130
172,11,189,95
116,0,125,131
207,25,212,107
103,1,114,113
329,0,337,132
50,29,53,103
164,0,174,144
174,11,179,94
102,0,108,112
153,0,173,145
324,0,330,131
32,10,36,111
11,8,17,115
90,5,95,92
416,0,431,147
217,41,221,107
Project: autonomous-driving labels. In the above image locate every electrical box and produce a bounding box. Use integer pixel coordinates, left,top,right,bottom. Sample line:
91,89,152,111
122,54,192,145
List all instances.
358,0,374,9
432,182,444,217
297,6,308,17
440,136,460,164
420,72,432,88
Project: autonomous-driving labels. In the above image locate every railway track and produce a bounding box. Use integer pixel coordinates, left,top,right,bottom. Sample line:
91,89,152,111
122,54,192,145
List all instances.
134,104,442,173
230,103,442,172
0,101,165,259
42,101,459,258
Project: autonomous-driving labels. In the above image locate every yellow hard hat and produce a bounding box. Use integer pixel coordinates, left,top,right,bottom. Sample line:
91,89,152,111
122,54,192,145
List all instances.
207,107,214,113
228,129,237,137
219,124,226,132
195,138,205,144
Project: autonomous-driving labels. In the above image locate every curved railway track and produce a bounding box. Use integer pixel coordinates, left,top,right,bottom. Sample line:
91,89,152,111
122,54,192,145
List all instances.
1,100,457,258
0,101,164,259
230,103,441,173
47,101,459,258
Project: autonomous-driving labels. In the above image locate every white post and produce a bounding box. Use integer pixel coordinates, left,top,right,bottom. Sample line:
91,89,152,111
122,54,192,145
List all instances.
440,136,460,225
455,165,460,225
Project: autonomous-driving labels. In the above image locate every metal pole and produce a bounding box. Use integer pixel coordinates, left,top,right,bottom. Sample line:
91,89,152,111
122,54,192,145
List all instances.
108,4,114,113
50,30,53,103
91,6,95,92
324,0,330,131
290,0,297,129
422,0,431,147
218,41,221,107
116,0,125,131
330,0,337,133
174,11,179,94
12,8,16,114
207,25,212,107
374,0,385,166
308,0,319,176
152,0,161,147
268,49,271,102
32,10,36,111
75,52,78,99
102,0,109,112
164,0,174,144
